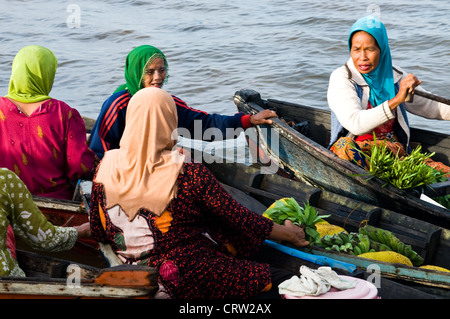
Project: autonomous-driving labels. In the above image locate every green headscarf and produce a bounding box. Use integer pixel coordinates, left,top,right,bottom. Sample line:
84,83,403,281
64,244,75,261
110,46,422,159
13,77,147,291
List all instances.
114,45,169,96
5,45,57,103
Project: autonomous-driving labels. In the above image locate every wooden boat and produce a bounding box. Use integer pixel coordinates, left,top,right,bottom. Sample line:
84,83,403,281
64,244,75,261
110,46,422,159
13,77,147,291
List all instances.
75,116,443,298
11,193,108,268
6,240,436,300
233,89,450,228
0,249,158,299
41,178,442,299
203,161,450,297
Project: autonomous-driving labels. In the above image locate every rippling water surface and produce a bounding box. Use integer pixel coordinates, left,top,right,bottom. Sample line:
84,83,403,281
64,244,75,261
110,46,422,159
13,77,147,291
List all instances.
1,0,449,133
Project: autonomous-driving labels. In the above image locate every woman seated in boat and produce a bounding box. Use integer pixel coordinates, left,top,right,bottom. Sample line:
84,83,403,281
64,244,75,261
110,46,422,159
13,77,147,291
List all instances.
89,87,309,299
0,45,97,200
0,167,90,277
89,45,277,159
327,15,450,175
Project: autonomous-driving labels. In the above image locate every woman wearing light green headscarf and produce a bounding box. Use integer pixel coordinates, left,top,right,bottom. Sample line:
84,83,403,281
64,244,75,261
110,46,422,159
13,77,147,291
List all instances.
5,45,57,104
89,44,278,159
327,16,450,175
0,45,96,200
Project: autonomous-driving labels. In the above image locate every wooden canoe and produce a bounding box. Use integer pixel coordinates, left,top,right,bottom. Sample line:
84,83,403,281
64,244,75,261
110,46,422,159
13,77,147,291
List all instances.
44,175,441,299
0,249,158,299
233,89,450,228
204,161,450,297
7,236,436,300
29,159,441,298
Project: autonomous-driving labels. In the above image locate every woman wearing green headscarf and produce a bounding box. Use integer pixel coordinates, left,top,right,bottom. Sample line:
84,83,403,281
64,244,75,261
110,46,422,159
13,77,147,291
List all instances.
327,15,450,175
114,45,169,95
0,45,96,200
89,45,277,159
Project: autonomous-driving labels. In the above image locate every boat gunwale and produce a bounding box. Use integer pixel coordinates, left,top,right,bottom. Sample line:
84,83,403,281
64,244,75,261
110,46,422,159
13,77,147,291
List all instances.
0,250,159,299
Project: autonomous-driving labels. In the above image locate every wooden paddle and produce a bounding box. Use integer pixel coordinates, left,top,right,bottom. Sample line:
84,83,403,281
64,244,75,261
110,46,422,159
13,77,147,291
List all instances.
407,90,450,105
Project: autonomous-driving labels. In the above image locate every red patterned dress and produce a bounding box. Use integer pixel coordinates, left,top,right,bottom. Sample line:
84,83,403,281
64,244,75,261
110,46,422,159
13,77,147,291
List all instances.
89,162,275,299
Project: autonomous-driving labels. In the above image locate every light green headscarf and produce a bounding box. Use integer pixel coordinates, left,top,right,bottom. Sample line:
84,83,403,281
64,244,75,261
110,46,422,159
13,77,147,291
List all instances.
5,45,57,103
114,45,169,96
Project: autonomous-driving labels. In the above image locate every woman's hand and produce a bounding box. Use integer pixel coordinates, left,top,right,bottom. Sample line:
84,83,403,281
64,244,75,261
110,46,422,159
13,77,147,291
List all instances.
389,73,422,110
73,222,91,238
283,220,310,247
399,73,422,101
269,219,310,247
250,109,278,125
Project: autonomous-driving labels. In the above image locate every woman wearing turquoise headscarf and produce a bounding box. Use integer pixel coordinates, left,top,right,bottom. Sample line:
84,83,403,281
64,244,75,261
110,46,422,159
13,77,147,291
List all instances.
327,15,450,175
89,45,277,159
0,45,96,199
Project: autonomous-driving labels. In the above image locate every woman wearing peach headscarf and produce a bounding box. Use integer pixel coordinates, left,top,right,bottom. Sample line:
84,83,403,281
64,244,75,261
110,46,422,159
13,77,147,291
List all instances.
89,87,309,299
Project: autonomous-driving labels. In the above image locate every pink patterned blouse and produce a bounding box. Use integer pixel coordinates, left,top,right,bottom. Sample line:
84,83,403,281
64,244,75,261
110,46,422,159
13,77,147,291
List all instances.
0,97,96,200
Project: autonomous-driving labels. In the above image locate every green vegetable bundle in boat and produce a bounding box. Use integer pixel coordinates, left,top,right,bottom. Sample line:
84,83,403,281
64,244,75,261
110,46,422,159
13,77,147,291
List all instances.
359,134,447,190
263,197,330,242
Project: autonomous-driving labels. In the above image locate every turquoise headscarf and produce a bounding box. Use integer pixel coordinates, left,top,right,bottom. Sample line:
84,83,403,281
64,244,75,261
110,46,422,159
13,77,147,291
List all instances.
349,15,395,107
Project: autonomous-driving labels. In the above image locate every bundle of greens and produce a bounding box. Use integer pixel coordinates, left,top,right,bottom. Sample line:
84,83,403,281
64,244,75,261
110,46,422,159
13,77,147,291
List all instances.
263,197,330,242
358,135,446,190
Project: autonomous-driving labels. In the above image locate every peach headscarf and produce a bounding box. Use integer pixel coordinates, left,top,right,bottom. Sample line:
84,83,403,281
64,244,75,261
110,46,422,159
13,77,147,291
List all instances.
94,87,185,221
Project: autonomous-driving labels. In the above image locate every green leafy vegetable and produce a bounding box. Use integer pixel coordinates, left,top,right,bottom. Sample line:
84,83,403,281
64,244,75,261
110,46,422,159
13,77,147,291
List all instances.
263,197,330,242
357,134,446,190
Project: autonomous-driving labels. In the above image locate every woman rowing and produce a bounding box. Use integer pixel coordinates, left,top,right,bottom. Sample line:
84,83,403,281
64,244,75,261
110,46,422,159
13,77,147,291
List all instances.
327,15,450,175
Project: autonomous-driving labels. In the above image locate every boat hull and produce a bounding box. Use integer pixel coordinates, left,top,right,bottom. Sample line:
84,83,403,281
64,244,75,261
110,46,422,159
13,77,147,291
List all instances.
0,250,158,299
233,89,450,228
204,161,450,296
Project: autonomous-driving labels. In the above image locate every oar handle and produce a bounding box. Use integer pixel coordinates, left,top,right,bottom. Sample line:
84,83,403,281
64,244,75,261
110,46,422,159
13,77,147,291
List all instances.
409,90,450,105
405,92,414,103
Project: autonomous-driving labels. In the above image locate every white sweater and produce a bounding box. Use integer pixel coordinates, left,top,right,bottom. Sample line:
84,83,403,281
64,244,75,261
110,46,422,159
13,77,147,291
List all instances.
327,57,450,138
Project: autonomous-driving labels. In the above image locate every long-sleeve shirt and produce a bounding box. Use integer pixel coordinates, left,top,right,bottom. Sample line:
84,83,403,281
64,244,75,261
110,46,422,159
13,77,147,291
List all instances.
0,168,78,277
89,90,252,159
0,97,96,200
90,162,273,299
327,58,450,148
